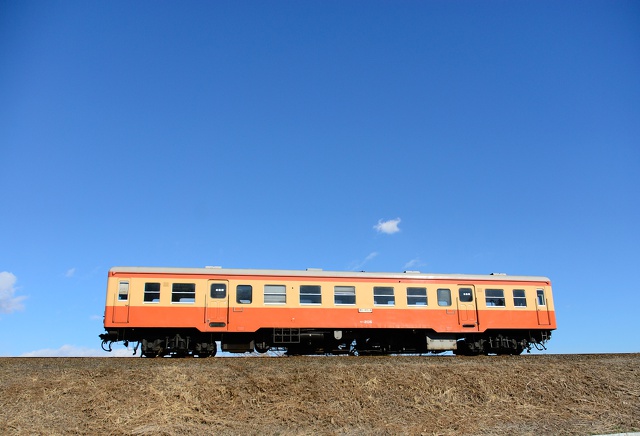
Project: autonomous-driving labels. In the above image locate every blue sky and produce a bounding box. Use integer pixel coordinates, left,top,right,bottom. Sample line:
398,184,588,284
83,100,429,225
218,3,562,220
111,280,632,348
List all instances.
1,1,638,356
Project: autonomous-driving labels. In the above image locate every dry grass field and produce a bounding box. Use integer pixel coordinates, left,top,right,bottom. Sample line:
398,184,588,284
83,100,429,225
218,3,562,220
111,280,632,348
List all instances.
1,354,638,435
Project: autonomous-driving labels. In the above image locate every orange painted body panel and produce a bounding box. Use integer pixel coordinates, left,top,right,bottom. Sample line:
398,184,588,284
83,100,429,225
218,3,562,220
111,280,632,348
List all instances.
226,307,555,333
105,305,208,329
105,304,556,333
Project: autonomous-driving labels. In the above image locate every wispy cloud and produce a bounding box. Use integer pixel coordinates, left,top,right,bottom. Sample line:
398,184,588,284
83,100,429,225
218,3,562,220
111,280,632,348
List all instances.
65,268,76,278
364,251,378,263
374,218,401,234
0,271,26,314
350,251,379,271
403,258,426,271
20,344,133,357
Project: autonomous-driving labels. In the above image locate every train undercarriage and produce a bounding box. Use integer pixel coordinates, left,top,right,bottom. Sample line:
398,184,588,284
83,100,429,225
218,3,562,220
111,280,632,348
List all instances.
100,328,551,357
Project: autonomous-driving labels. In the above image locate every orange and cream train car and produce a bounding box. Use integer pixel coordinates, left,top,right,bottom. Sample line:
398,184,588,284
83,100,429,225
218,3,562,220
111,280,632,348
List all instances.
99,266,556,357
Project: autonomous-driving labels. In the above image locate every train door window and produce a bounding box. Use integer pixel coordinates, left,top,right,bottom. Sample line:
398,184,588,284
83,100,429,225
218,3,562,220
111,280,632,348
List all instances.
210,283,227,299
300,285,321,305
407,287,427,306
237,285,252,304
459,288,473,302
264,285,286,304
374,287,395,306
513,289,527,307
537,289,546,306
334,286,356,305
144,282,161,303
118,281,129,301
485,289,505,307
172,283,196,303
437,288,451,306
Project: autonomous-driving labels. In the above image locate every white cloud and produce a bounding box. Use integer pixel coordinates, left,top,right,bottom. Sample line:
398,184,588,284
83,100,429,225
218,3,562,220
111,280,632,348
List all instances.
20,344,134,357
0,271,26,314
65,268,76,278
374,218,401,234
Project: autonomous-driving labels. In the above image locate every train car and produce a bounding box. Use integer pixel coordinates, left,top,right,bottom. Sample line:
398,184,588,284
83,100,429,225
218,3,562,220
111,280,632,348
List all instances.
99,266,556,357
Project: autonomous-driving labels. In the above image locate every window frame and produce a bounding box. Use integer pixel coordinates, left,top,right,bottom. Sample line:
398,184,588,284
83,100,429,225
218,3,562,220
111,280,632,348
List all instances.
459,287,473,303
210,283,227,299
407,287,427,306
236,285,253,304
143,282,161,303
437,288,452,307
171,283,196,303
300,285,322,305
334,285,356,305
373,286,395,306
117,281,129,301
264,284,286,304
485,289,505,307
513,289,527,307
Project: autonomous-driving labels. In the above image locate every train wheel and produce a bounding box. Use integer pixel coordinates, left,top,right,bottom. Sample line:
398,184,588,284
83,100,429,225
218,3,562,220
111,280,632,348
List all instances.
454,340,481,356
211,341,218,357
196,341,217,357
255,344,270,354
510,346,524,356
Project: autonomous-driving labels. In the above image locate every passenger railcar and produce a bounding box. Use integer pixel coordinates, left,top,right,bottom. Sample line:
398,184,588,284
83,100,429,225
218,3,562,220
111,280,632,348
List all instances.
99,266,556,357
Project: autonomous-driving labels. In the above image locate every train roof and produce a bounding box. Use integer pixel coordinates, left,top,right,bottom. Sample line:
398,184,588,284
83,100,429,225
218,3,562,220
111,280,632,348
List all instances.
109,266,551,284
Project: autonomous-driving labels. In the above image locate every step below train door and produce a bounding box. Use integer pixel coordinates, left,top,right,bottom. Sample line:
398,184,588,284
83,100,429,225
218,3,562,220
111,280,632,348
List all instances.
206,280,229,329
457,285,479,330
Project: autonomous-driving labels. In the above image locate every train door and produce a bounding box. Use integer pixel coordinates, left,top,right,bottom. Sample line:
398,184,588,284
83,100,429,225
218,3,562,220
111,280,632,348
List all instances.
457,286,478,330
112,279,130,323
205,280,229,329
536,288,551,325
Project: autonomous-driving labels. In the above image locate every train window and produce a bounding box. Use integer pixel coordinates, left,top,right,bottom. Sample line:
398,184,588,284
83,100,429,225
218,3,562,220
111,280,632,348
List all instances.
237,285,252,304
210,283,227,299
459,288,473,302
407,287,427,306
486,289,505,307
172,283,196,303
513,289,527,307
537,289,546,306
437,288,451,306
373,287,395,306
334,286,356,305
144,282,161,303
118,281,129,301
300,285,321,305
264,285,286,304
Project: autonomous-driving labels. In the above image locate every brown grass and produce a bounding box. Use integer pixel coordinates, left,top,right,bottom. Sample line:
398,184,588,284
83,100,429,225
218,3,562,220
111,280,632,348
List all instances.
1,354,638,435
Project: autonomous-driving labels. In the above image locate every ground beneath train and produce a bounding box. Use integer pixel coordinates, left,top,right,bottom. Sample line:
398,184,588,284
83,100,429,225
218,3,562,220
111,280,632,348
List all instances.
0,353,638,435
